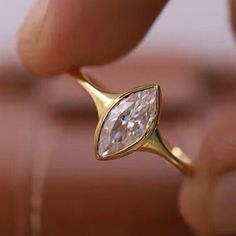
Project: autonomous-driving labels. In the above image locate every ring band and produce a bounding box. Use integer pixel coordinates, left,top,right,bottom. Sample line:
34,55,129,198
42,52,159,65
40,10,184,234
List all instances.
69,69,193,176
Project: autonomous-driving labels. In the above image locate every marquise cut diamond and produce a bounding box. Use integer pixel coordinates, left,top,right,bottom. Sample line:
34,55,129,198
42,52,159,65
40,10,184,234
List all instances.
97,87,158,158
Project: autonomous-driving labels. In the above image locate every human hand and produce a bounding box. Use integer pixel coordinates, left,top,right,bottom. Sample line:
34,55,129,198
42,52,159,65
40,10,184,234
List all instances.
18,1,236,235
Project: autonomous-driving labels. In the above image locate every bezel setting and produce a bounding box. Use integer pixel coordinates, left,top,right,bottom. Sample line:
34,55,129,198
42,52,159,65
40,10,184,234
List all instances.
94,84,161,160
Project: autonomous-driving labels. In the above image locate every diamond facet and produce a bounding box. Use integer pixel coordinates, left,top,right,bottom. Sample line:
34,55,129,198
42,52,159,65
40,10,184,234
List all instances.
97,87,158,158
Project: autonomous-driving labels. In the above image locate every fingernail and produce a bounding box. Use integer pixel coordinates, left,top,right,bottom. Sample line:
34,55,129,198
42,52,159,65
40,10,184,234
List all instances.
210,171,236,235
18,0,49,45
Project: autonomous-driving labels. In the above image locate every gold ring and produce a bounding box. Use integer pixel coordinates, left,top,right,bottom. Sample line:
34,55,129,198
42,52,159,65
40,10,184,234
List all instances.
69,69,194,176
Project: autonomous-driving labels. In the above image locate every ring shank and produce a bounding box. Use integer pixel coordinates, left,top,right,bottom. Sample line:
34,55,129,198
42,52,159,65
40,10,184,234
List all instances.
142,129,194,176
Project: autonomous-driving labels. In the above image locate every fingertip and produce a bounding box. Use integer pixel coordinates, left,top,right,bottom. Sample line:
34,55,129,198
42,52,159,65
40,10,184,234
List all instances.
197,111,236,176
179,112,236,235
18,0,167,76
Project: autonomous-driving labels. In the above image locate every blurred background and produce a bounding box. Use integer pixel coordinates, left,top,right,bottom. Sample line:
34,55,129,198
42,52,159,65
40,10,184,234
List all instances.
0,0,236,235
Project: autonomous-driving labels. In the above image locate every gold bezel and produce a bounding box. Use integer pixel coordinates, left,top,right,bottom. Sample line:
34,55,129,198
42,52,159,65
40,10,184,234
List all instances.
71,70,193,176
94,84,161,160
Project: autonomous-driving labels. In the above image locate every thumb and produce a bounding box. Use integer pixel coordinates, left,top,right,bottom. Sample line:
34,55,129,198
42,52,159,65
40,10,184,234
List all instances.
18,0,166,76
179,112,236,235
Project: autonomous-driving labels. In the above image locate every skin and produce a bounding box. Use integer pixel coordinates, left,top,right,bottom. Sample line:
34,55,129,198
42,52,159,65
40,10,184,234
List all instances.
17,0,236,235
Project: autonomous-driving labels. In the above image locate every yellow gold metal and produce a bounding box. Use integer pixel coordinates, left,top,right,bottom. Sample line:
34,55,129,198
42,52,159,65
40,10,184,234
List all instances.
94,84,160,160
142,131,193,176
69,69,194,176
70,70,117,118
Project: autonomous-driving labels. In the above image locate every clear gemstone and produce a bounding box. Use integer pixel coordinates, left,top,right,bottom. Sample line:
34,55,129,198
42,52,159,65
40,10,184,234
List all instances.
98,87,157,157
